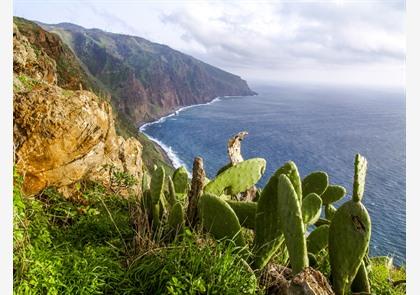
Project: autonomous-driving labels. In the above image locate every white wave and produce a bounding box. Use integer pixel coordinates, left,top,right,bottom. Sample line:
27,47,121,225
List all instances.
142,132,192,177
139,96,222,131
138,96,223,175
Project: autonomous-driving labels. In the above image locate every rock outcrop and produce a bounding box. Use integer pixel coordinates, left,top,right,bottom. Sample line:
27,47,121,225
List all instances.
39,21,257,125
13,21,143,196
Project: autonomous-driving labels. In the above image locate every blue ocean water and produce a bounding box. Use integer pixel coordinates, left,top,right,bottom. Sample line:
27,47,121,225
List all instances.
141,84,406,265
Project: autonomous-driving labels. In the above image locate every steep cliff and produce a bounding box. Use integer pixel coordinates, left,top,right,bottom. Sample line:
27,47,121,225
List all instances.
13,20,143,196
39,22,256,125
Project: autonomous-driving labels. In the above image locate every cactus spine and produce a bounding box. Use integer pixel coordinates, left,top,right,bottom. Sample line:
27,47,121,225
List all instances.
329,154,371,295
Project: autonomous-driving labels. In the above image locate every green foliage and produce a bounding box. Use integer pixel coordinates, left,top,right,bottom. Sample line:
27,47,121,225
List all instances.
13,178,132,294
369,259,406,295
307,225,329,255
120,232,260,295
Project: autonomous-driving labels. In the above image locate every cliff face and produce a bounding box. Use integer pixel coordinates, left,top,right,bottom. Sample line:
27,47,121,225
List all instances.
13,19,143,196
40,22,256,125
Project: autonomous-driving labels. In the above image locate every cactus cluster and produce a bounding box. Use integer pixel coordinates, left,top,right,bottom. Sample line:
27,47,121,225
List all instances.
141,166,190,235
139,133,375,295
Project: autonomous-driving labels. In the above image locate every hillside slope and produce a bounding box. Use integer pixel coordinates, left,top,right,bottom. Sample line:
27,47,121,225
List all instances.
39,21,256,125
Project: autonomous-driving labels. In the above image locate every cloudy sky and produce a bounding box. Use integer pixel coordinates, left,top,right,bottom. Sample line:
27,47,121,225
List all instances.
14,0,405,88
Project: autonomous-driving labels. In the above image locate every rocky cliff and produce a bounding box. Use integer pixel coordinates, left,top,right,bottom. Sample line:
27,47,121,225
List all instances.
39,21,256,125
13,20,143,196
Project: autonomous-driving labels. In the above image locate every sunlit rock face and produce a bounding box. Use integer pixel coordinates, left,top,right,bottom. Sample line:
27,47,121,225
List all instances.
13,20,142,196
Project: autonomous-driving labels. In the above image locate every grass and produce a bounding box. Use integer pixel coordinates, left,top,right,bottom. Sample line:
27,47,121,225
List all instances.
120,231,261,295
13,170,260,294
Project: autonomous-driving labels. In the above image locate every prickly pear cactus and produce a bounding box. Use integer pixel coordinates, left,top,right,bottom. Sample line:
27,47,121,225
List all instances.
253,173,285,269
204,158,266,196
302,171,328,198
321,185,346,205
173,166,189,194
325,204,337,220
276,174,309,274
166,176,177,207
168,202,184,232
307,225,329,255
150,166,165,205
353,154,368,202
226,200,257,229
301,193,322,225
199,193,245,246
254,174,308,273
329,154,371,295
273,161,302,203
142,171,151,192
351,260,371,294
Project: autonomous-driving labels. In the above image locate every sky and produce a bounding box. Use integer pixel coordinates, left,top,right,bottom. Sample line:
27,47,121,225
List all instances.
14,0,406,88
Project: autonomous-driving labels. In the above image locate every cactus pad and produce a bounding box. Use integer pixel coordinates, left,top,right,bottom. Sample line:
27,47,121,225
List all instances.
302,192,322,225
173,166,189,194
150,166,165,205
199,193,245,246
226,200,257,229
302,171,328,198
321,185,346,205
253,173,285,269
204,158,266,196
353,154,368,202
307,225,329,255
329,201,371,295
325,204,337,220
273,161,302,203
168,202,184,231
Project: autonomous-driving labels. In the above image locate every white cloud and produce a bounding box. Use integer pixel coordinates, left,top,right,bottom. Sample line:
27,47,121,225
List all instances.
14,0,405,87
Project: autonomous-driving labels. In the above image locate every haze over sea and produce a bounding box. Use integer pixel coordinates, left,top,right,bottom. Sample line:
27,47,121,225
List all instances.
140,84,406,265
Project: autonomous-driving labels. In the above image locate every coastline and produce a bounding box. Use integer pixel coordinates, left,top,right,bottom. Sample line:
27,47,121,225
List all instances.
138,96,224,172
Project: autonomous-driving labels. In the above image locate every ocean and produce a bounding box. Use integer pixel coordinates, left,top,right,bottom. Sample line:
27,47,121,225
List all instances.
140,84,406,265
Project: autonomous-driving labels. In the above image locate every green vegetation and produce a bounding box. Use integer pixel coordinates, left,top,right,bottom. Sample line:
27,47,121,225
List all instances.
14,134,406,294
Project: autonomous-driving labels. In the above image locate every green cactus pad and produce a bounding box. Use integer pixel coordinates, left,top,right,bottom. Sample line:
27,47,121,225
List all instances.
353,154,368,202
152,203,160,228
226,200,257,229
199,194,245,246
150,166,165,205
276,175,309,274
351,260,371,294
307,225,329,255
216,163,233,176
168,202,184,231
253,173,285,269
314,218,330,227
204,158,266,196
302,171,329,198
254,174,308,273
325,204,337,220
167,176,177,206
273,161,302,202
329,200,371,295
302,193,322,225
142,172,151,192
321,185,346,205
173,166,189,194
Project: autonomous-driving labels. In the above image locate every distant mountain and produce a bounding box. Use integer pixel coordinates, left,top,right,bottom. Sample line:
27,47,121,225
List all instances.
38,21,256,125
